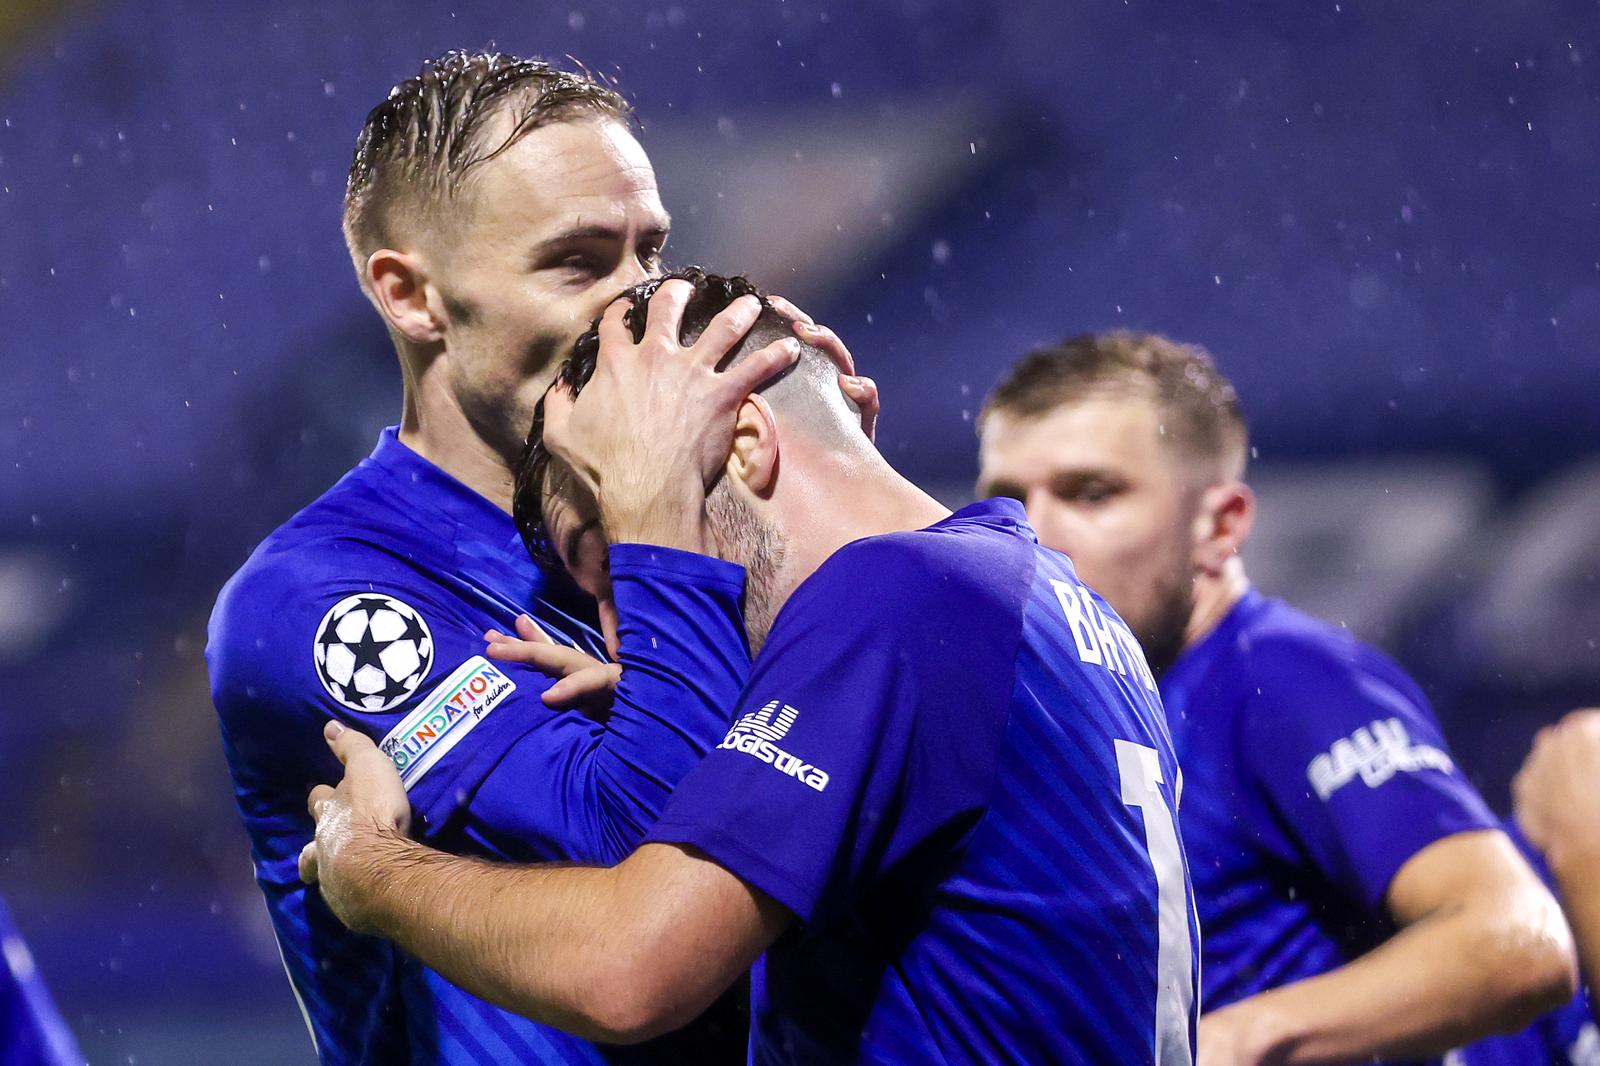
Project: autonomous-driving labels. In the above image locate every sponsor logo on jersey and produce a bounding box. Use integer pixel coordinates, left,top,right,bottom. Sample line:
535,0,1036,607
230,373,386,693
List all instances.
379,656,515,790
718,700,829,792
1306,717,1453,801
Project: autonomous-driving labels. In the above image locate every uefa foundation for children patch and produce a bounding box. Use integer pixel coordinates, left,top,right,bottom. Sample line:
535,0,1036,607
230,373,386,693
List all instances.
379,657,516,789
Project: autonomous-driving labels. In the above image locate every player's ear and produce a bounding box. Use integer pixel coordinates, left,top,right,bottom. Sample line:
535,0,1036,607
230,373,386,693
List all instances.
727,394,779,497
367,248,446,344
1192,480,1255,576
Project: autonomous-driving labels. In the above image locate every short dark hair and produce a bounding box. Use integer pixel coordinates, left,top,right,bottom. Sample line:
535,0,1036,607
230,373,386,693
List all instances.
343,49,631,275
980,330,1249,479
512,268,795,563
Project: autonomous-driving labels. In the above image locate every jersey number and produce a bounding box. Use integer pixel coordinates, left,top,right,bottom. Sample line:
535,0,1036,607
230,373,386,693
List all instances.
1117,739,1197,1066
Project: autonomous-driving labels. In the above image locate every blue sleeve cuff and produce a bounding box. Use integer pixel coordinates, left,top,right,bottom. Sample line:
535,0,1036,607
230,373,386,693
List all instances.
645,818,817,923
1349,791,1501,910
608,543,746,593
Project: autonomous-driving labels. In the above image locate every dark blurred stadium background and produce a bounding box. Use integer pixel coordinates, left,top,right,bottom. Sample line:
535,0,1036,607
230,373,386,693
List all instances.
1,0,1597,1060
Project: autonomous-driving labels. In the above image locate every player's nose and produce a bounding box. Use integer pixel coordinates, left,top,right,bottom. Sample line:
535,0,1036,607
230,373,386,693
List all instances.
615,256,657,290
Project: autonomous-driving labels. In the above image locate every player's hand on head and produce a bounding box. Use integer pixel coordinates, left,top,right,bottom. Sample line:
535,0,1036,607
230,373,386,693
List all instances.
768,295,879,442
486,614,621,715
300,720,411,932
541,279,801,550
1513,707,1600,861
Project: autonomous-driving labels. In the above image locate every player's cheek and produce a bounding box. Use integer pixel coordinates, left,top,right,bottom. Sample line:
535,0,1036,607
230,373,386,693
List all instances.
1029,500,1076,556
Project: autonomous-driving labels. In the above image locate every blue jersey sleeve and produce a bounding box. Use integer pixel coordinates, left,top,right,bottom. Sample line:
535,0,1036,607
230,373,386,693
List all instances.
1237,635,1498,910
453,544,751,864
644,536,1023,924
648,639,911,922
208,536,750,1059
210,536,749,861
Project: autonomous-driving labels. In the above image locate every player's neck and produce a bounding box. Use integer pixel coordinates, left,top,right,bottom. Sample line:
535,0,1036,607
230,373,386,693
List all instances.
770,447,950,608
1182,558,1250,654
398,374,516,514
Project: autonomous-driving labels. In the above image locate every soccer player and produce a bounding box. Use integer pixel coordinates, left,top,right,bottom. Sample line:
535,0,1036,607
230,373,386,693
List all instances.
1515,709,1600,1001
299,271,1200,1064
206,52,869,1065
1449,708,1600,1065
975,332,1577,1065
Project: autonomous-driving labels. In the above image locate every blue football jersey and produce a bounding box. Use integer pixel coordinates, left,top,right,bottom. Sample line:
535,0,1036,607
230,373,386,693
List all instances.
207,428,751,1065
0,897,81,1066
1159,589,1500,1066
645,499,1200,1064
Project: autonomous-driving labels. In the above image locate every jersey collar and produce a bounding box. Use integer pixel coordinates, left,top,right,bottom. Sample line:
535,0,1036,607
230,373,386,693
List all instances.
958,495,1029,525
363,426,522,551
1161,586,1266,698
948,496,1035,537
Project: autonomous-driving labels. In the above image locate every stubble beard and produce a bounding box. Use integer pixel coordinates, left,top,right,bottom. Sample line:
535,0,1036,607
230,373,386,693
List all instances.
1133,557,1197,678
706,481,788,657
447,302,572,466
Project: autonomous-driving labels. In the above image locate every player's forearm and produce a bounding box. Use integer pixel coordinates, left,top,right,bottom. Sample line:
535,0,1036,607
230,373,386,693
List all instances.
347,829,657,1043
1212,901,1575,1063
1548,846,1600,1019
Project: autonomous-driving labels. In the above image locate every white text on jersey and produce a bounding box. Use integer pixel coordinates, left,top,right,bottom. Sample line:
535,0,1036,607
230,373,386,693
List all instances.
1050,579,1158,691
719,700,829,792
1306,717,1453,801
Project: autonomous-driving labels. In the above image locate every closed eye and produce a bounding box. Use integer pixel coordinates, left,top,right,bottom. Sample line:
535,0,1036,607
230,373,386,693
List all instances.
528,226,625,280
563,518,600,574
979,481,1027,504
559,253,605,277
1052,474,1126,506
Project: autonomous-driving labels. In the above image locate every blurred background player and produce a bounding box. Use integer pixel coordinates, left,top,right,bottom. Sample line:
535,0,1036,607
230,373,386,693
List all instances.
1515,708,1600,996
1449,709,1600,1065
975,331,1576,1065
1444,707,1600,1065
302,271,1199,1065
206,50,867,1065
0,898,81,1066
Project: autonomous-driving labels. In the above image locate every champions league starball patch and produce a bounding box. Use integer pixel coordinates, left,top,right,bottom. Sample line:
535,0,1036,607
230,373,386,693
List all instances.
312,594,434,713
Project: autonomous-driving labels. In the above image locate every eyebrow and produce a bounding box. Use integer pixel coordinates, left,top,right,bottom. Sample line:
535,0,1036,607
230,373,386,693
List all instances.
1052,467,1123,485
527,220,672,258
978,478,1024,498
979,467,1122,496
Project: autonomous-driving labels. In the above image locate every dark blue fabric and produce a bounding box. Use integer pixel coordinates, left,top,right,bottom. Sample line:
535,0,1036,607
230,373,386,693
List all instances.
1160,589,1500,1066
647,499,1198,1064
0,898,81,1066
207,427,748,1065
